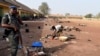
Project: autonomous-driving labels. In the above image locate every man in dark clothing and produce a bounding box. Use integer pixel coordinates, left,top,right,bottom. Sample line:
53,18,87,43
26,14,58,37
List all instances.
1,6,23,56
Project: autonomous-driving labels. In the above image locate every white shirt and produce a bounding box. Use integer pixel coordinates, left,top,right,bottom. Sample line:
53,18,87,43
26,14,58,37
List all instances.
55,25,62,31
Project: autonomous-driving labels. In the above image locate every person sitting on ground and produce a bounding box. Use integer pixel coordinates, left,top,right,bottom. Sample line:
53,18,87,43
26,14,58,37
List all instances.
51,24,64,40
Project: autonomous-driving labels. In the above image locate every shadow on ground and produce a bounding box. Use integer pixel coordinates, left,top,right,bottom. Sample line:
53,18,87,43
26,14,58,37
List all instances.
44,44,69,56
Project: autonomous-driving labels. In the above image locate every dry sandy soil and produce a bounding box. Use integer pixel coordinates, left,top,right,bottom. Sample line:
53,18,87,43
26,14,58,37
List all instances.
0,18,100,56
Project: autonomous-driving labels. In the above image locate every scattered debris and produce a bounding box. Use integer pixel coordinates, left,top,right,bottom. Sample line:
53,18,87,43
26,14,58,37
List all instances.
45,24,48,26
63,26,69,31
58,21,63,23
67,34,76,40
74,27,81,32
51,25,81,32
64,26,81,32
66,21,70,23
69,26,81,32
88,39,91,42
45,34,52,39
58,21,70,23
78,24,87,27
44,41,47,43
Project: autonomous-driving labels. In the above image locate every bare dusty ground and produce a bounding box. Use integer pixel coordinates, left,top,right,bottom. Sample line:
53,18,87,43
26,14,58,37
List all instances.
0,18,100,56
40,19,100,56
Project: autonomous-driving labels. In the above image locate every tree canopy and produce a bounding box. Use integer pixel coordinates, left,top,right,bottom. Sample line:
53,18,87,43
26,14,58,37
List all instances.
85,13,93,18
38,2,50,15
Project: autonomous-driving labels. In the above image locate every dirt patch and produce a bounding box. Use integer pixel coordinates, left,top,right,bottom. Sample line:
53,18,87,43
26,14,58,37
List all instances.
0,19,100,56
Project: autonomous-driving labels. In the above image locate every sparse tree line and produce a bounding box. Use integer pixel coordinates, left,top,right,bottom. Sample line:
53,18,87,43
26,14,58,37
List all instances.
65,13,100,19
38,2,100,19
84,13,100,19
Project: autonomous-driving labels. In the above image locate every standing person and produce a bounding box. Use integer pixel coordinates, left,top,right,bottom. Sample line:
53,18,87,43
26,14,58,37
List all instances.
1,6,23,56
51,25,64,40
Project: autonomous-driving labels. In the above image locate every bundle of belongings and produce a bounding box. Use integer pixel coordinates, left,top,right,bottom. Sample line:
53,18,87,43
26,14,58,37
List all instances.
58,35,76,41
23,41,46,56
